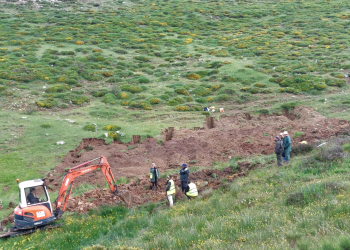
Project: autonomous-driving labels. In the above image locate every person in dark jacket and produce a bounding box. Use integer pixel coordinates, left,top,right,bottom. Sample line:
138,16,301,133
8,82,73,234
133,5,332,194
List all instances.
275,136,284,167
283,131,292,163
150,163,160,191
179,163,189,193
26,187,40,204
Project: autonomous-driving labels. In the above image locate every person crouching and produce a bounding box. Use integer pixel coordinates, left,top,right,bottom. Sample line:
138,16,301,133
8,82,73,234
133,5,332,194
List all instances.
166,176,176,207
185,180,198,199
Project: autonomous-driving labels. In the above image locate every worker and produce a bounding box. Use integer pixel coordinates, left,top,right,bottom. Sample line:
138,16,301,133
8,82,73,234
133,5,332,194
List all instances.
165,176,176,207
274,136,283,167
26,187,41,204
283,131,292,164
185,180,198,199
150,163,160,191
179,163,189,193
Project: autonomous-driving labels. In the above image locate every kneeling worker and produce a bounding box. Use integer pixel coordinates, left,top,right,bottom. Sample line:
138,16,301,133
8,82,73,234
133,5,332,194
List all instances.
185,180,198,199
166,176,176,207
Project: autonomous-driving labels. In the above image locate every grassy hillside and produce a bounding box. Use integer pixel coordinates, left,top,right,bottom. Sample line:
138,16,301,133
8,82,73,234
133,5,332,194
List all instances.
2,139,350,249
2,0,350,248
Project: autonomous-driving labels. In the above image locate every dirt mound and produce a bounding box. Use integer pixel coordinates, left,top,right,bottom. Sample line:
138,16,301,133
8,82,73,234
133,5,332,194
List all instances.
47,106,349,190
61,164,249,214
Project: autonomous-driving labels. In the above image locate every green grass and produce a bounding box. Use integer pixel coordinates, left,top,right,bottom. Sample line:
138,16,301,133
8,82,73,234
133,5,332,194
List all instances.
2,0,350,248
3,147,350,249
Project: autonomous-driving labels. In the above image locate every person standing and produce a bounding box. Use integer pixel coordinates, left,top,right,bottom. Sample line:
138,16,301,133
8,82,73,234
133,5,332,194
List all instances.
150,163,160,191
166,176,176,207
185,180,198,199
275,136,284,167
283,131,292,163
179,163,189,193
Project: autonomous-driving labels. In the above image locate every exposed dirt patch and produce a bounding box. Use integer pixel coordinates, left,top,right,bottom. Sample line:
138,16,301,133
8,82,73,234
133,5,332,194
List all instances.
62,164,248,214
48,106,350,190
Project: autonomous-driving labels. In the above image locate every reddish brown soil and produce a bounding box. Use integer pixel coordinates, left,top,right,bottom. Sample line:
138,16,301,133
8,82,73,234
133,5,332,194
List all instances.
49,106,349,187
60,164,248,213
2,106,349,224
42,106,350,213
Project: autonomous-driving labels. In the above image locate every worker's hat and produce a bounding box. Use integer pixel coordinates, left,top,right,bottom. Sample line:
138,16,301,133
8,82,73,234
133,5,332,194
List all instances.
182,163,187,168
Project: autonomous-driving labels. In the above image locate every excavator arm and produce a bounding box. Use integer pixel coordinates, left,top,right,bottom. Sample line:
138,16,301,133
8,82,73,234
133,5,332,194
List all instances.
53,156,117,219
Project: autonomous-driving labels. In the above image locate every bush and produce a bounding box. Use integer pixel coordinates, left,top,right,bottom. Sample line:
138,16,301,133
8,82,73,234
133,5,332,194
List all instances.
46,84,69,93
41,124,51,128
121,85,143,93
138,77,150,83
281,102,297,111
150,98,160,104
293,131,304,138
167,99,179,106
175,88,189,96
36,98,56,108
84,124,97,132
221,76,236,82
187,73,201,80
103,125,121,131
102,93,117,104
291,144,314,156
71,96,90,105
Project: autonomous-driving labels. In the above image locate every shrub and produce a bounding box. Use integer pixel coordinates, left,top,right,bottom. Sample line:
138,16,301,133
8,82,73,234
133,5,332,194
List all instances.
293,131,305,138
41,124,51,128
167,99,179,106
138,77,150,83
150,98,160,104
102,93,117,104
291,144,314,156
221,76,236,82
174,97,184,104
84,124,97,132
187,73,201,80
91,90,108,97
175,105,193,111
121,85,143,93
101,72,113,77
175,88,189,96
215,94,230,102
121,100,130,106
281,102,297,111
71,96,90,105
193,86,211,97
36,98,56,108
103,125,121,131
108,132,118,141
46,84,69,93
160,94,170,100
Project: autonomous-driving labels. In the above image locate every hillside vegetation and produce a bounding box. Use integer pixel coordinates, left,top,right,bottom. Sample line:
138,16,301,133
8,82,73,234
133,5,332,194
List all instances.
2,138,350,249
2,0,350,248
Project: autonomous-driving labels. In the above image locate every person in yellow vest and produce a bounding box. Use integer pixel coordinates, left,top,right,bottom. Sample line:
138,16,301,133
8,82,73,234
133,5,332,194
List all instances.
185,180,198,199
165,176,176,207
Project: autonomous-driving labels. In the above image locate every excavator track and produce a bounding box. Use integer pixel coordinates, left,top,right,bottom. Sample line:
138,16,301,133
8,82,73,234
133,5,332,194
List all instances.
0,224,61,239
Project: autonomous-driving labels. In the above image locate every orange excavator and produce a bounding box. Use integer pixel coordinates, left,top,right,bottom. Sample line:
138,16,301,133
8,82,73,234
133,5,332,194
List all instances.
0,156,118,238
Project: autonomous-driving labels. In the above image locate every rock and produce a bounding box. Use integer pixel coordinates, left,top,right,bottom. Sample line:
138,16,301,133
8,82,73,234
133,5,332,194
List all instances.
8,215,14,223
9,202,14,208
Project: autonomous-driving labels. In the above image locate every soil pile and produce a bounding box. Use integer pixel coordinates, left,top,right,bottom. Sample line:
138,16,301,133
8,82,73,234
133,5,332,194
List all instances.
48,106,349,189
60,163,249,214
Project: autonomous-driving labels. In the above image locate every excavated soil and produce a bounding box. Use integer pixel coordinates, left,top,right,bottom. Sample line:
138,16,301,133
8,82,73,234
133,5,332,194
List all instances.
41,106,350,213
2,106,350,223
48,106,349,187
58,164,249,213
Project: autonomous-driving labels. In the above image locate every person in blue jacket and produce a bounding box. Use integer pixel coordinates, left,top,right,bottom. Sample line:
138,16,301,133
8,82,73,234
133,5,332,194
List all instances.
179,163,189,193
283,131,292,163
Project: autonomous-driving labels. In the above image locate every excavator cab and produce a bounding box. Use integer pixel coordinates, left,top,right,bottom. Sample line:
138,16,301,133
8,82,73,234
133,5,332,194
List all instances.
14,179,55,230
